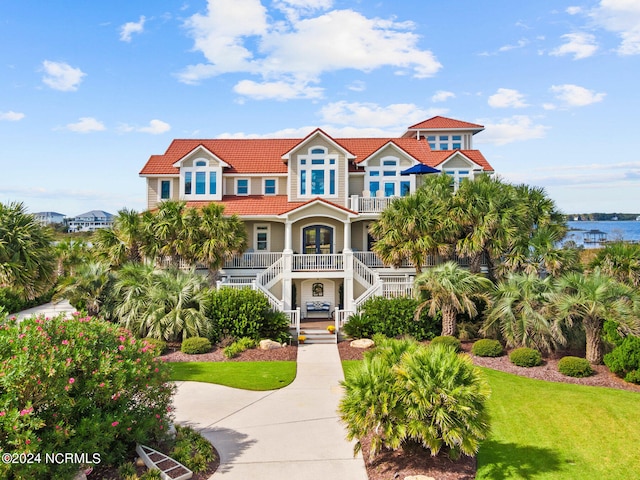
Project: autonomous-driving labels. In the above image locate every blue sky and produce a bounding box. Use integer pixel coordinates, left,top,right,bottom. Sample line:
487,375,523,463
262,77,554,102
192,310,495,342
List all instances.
1,0,639,216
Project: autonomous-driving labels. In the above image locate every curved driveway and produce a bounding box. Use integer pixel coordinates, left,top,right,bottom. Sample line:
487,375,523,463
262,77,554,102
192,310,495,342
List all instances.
172,344,368,480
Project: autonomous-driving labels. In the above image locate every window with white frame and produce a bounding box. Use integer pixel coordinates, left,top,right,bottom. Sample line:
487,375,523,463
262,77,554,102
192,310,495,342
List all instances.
180,158,221,200
264,178,277,195
254,224,270,251
298,147,337,197
236,178,250,195
444,169,470,191
365,157,412,197
426,134,463,150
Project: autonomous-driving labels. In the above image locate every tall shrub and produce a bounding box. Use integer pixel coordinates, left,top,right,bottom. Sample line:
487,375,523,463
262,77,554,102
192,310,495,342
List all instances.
0,315,174,479
204,287,289,342
343,296,439,340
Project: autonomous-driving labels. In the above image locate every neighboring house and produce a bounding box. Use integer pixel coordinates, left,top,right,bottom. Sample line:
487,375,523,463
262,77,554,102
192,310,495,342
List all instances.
139,116,494,325
33,211,66,226
67,210,114,232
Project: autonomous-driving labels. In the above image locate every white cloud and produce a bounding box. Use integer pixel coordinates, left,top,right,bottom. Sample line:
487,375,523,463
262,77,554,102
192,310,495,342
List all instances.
475,115,550,146
41,60,86,91
65,117,106,133
318,101,445,129
550,32,598,59
567,6,583,15
498,39,529,52
233,79,323,100
139,119,171,134
431,90,455,102
179,1,441,97
120,16,146,42
550,84,606,107
488,88,529,108
347,80,366,92
118,119,171,134
0,111,25,121
590,0,640,55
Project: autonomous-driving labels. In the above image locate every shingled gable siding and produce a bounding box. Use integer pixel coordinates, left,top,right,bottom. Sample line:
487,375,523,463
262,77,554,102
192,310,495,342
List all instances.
288,138,347,207
441,154,475,169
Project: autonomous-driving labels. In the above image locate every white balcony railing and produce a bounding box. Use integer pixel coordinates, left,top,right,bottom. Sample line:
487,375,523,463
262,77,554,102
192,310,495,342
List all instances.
350,195,397,213
292,254,344,271
224,252,283,269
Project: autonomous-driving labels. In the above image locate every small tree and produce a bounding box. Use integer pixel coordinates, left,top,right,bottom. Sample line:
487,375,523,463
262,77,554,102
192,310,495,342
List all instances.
339,337,490,458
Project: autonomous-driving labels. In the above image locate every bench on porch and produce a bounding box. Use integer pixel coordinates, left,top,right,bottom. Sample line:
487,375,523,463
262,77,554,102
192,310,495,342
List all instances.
305,301,332,319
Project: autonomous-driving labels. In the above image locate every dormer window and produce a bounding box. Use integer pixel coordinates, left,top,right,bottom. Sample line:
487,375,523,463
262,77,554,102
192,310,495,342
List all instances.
365,156,412,198
236,179,249,195
298,146,337,198
179,156,222,201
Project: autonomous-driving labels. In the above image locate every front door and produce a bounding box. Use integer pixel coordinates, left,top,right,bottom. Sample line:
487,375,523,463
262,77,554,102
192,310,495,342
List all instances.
303,225,333,254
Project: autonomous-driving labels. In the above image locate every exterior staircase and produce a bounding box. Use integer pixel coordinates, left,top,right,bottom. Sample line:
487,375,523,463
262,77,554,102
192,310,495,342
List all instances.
296,328,337,344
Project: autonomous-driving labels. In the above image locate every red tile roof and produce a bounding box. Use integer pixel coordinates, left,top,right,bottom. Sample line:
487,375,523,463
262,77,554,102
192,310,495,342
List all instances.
184,195,357,217
407,116,484,131
140,120,493,176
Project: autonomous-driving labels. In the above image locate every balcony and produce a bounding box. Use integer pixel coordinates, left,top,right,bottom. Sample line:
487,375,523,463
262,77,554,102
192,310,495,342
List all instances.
349,195,397,213
292,254,343,271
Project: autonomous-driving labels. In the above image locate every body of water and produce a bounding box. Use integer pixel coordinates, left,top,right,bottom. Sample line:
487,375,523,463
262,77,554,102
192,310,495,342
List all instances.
566,221,640,247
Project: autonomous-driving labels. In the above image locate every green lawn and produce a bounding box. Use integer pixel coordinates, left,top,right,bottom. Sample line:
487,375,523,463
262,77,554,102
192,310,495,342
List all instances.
169,361,296,390
342,361,640,480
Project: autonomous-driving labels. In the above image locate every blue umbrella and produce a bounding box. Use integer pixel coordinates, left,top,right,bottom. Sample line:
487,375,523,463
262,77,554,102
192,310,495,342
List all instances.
400,164,440,175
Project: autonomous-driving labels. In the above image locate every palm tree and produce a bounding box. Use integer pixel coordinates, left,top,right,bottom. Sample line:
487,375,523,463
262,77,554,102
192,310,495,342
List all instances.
500,184,571,278
145,201,191,268
113,265,209,341
415,261,492,336
93,208,146,267
370,175,457,274
53,262,114,317
194,203,247,281
452,175,516,277
590,242,640,287
0,201,55,299
483,273,561,352
54,239,90,277
552,270,640,364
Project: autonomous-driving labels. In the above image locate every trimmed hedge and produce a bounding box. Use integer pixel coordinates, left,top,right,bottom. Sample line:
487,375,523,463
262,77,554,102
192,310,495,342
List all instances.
558,356,593,378
509,347,542,367
472,339,503,357
430,335,461,352
181,337,212,354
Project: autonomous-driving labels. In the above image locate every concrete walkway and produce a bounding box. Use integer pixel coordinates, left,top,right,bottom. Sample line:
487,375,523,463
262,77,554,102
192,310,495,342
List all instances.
10,300,76,322
172,343,368,479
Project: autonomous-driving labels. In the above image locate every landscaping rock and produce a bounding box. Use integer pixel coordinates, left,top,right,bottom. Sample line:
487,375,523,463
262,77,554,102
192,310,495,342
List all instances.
350,338,375,349
259,339,283,350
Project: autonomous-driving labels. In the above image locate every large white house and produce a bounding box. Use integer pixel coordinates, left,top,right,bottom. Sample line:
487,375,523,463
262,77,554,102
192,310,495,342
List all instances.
140,116,494,332
66,210,114,232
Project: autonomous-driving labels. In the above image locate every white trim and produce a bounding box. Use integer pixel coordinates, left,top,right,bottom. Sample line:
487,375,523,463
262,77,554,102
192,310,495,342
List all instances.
254,224,271,252
281,131,356,161
297,148,339,199
179,160,222,201
357,141,419,167
236,178,251,196
171,145,230,168
263,177,278,195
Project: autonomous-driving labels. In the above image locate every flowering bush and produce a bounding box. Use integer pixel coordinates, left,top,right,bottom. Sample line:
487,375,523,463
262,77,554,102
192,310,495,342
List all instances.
0,314,175,479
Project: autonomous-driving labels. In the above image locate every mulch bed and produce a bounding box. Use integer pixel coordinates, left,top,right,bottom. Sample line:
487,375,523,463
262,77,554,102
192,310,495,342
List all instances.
161,342,298,362
337,339,640,480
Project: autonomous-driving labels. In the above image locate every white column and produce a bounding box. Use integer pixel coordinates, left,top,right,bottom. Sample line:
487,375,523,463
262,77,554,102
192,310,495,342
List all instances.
284,221,293,253
343,220,352,253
